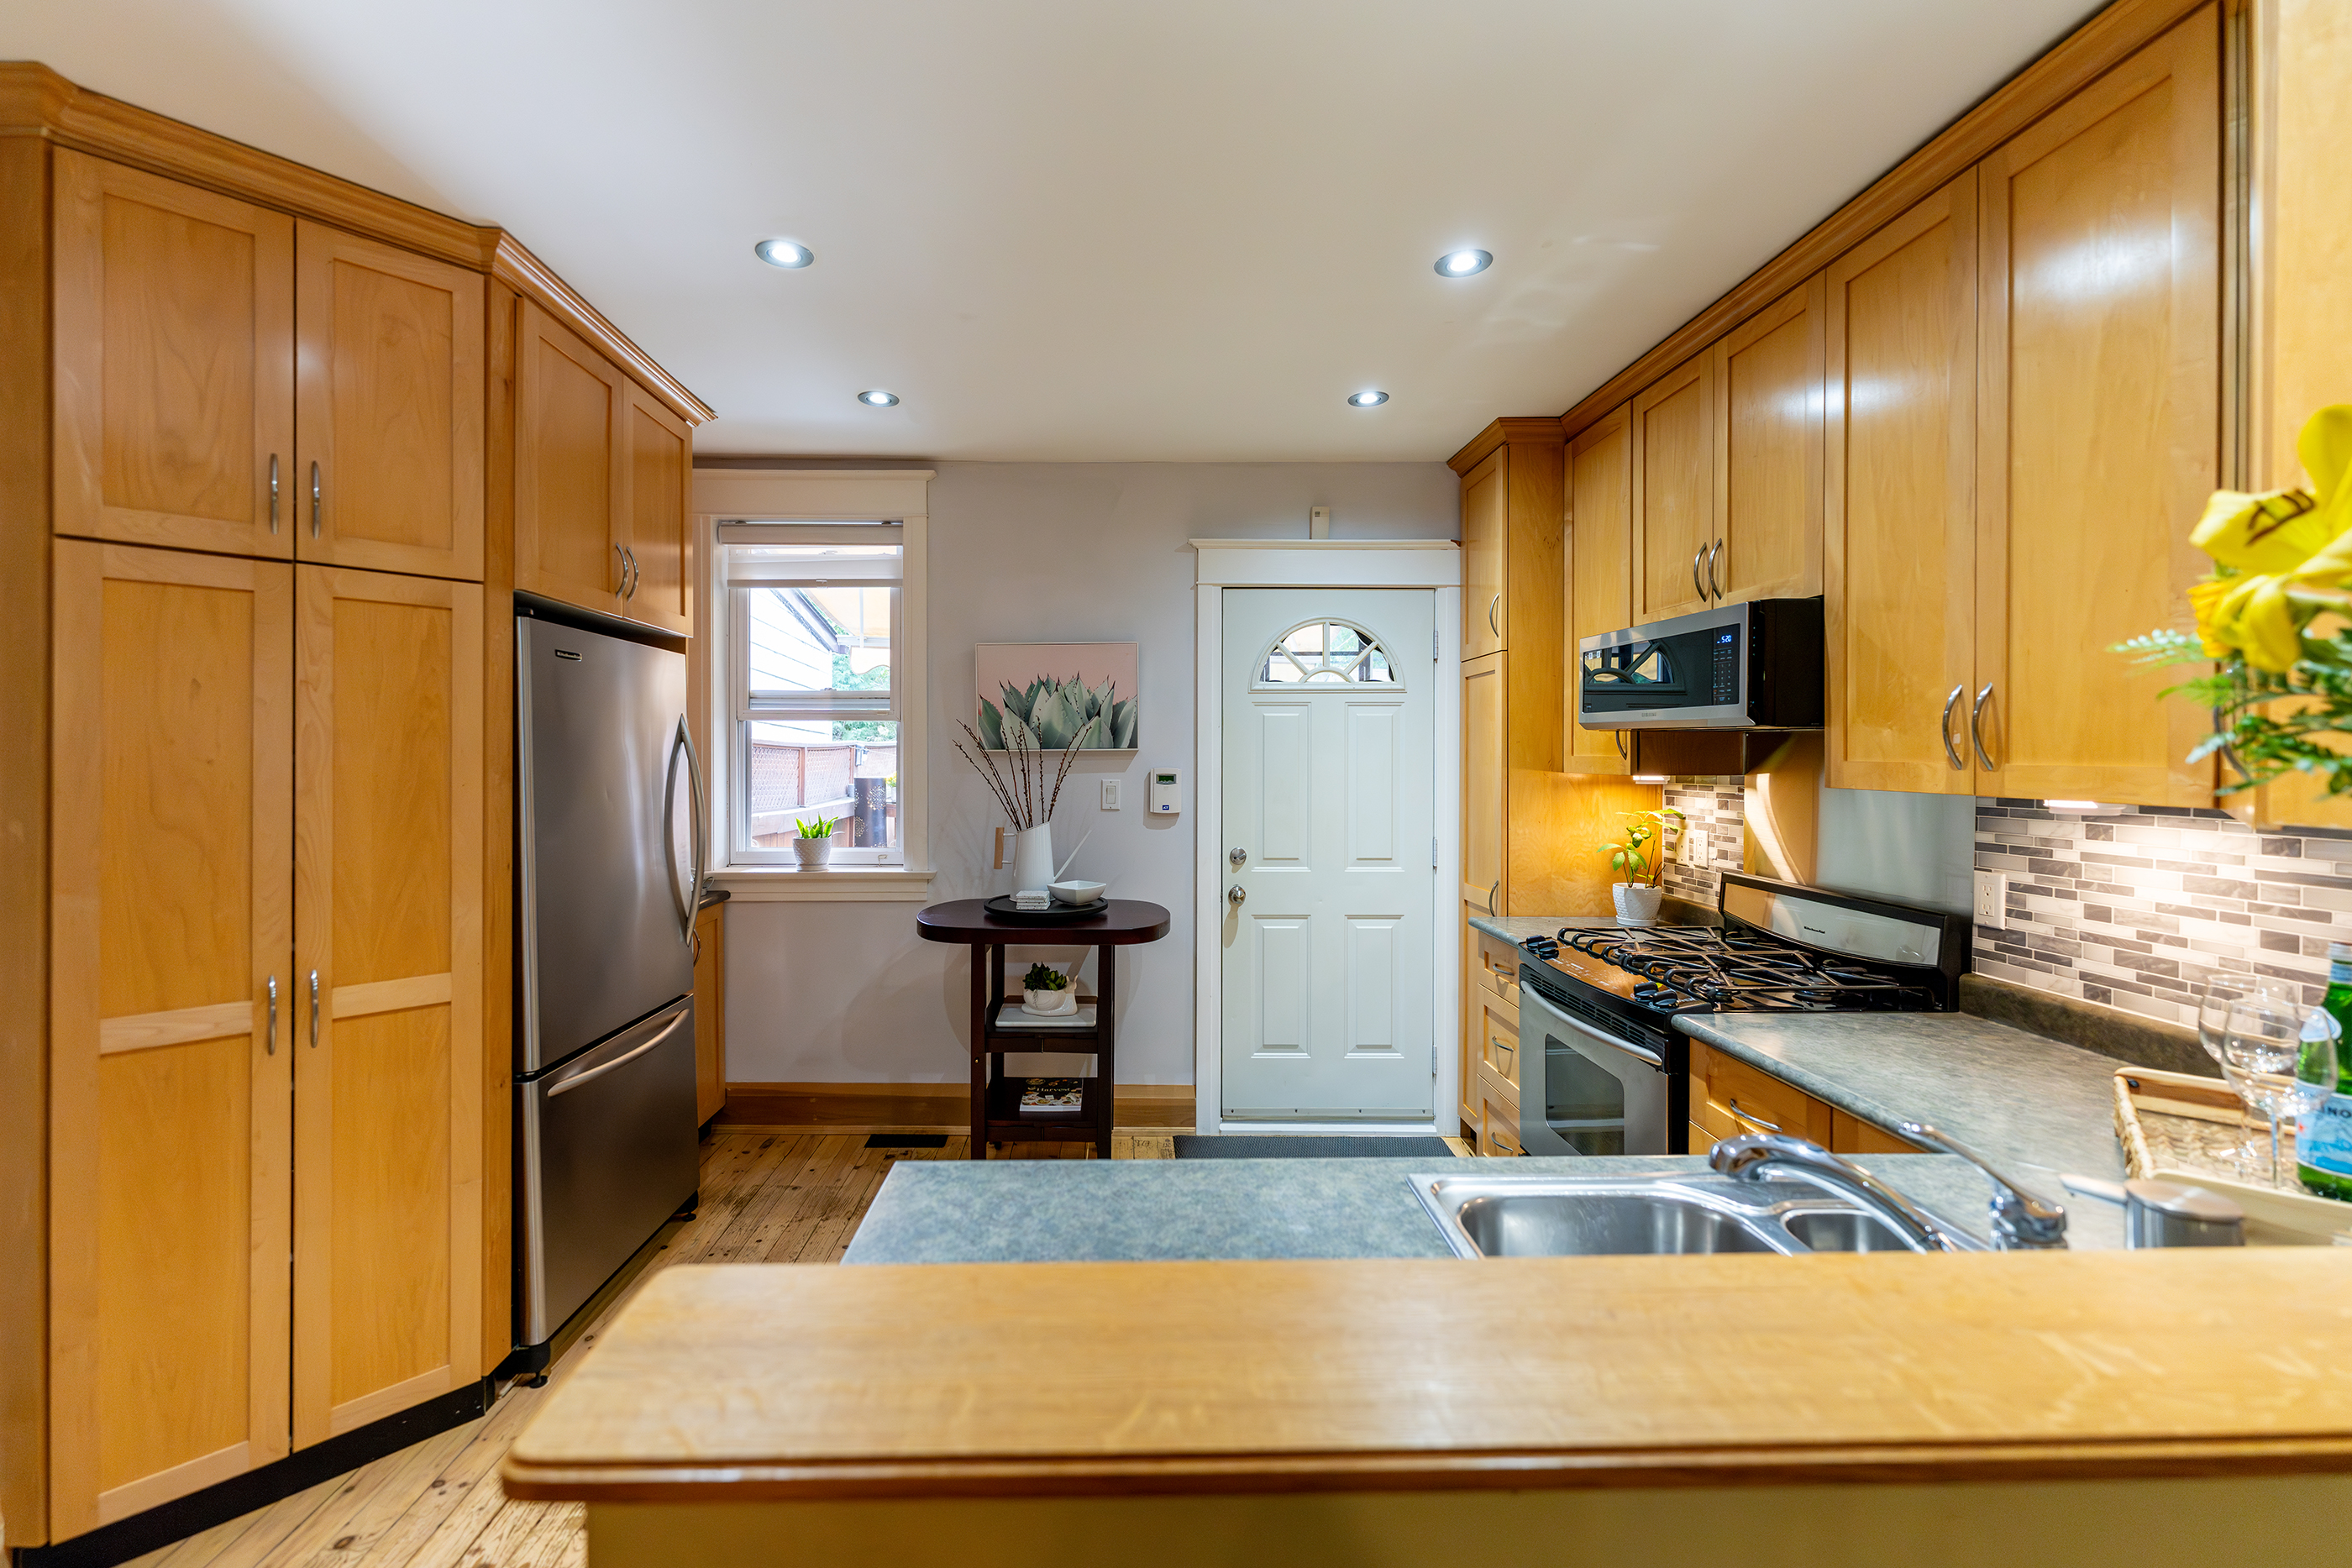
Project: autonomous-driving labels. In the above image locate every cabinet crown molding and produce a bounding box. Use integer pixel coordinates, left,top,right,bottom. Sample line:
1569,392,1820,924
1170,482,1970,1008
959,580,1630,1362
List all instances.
0,62,712,427
1446,417,1567,475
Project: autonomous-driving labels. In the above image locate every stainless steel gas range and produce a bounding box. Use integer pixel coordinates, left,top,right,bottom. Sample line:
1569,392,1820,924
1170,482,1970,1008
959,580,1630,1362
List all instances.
1513,873,1971,1156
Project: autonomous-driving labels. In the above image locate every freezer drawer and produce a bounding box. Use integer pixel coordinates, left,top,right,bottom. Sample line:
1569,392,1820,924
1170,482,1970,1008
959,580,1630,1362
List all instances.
518,997,699,1345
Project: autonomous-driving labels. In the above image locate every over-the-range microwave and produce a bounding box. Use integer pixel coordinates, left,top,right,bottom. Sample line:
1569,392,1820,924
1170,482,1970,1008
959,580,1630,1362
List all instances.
1577,597,1824,730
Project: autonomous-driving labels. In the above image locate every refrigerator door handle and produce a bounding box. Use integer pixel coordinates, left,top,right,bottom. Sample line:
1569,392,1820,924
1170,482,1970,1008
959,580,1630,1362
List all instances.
682,714,709,920
545,1009,691,1099
663,715,707,943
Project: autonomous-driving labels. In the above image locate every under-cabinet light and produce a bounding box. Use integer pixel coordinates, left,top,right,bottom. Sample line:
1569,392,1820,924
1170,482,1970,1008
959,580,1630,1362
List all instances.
2041,800,2117,814
1633,774,1669,784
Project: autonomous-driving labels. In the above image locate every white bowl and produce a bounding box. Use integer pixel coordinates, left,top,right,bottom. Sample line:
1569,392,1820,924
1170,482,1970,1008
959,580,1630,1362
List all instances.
1050,879,1107,906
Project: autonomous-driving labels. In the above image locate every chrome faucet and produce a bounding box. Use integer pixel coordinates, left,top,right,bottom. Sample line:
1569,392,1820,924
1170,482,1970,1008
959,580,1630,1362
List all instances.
1895,1122,2069,1251
1709,1133,1969,1252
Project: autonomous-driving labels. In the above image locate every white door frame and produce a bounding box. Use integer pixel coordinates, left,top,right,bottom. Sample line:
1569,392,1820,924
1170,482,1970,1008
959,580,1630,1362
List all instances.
1191,540,1463,1136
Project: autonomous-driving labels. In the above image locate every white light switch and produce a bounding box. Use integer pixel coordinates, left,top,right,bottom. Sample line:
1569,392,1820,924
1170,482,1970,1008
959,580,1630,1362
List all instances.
1681,827,1709,866
1973,870,2005,929
1101,778,1121,810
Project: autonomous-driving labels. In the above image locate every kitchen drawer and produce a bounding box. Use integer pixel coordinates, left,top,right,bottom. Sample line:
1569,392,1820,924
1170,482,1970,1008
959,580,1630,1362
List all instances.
1831,1109,1924,1155
1473,930,1522,1004
1477,1060,1521,1156
1478,993,1519,1088
1699,1048,1835,1145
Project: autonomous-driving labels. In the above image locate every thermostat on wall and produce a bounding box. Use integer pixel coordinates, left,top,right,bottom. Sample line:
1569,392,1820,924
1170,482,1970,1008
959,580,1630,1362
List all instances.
1148,768,1181,814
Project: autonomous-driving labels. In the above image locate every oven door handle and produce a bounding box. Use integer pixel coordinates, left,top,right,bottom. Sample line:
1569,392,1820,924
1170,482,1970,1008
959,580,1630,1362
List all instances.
1532,990,1665,1069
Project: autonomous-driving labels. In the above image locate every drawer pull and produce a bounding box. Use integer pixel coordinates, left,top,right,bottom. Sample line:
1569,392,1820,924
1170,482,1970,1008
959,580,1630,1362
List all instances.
1727,1097,1781,1134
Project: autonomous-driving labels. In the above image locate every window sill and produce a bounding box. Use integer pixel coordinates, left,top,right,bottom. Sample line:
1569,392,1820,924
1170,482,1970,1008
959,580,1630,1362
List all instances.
707,865,937,903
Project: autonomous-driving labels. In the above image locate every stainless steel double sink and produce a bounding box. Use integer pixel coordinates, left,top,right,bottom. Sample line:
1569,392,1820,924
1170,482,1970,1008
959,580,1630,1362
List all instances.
1410,1171,1976,1258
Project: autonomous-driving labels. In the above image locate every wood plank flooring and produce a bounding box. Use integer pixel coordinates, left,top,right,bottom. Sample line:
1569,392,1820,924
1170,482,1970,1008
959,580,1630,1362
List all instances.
129,1129,1175,1568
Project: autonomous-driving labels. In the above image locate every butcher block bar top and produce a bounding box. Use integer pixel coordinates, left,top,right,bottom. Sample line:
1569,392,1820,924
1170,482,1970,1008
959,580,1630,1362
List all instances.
501,1251,2352,1502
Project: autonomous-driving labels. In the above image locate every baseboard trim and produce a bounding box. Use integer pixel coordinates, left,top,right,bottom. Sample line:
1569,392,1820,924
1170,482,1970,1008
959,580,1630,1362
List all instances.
716,1081,1195,1130
20,1380,494,1568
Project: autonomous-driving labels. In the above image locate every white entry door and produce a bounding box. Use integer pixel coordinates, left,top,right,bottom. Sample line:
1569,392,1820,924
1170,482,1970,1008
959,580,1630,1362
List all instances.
1221,589,1436,1121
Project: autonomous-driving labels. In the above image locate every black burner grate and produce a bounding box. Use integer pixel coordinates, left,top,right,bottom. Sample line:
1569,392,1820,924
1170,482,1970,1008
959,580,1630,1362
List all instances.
1559,926,1938,1013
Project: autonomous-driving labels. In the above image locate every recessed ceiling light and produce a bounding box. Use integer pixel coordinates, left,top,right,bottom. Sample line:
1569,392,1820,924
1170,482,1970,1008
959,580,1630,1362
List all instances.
1436,248,1492,277
858,389,900,407
754,239,814,269
1348,390,1389,407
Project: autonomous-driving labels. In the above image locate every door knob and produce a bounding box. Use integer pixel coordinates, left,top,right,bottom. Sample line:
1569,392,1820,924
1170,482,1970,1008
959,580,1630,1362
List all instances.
1227,884,1247,908
1229,847,1247,868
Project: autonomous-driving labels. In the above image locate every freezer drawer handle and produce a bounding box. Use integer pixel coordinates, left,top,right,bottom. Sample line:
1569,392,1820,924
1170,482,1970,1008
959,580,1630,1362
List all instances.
546,1010,690,1099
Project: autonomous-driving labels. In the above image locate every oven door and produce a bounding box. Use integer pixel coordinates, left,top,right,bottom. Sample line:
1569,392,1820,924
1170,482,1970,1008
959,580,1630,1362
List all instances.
1517,985,1670,1156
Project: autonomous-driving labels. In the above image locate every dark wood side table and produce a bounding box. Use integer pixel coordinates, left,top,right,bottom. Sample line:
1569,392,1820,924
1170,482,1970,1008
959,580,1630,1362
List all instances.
916,899,1172,1159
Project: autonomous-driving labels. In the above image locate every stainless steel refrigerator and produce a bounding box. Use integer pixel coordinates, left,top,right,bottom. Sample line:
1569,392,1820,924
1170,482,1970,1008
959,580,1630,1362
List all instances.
513,597,706,1357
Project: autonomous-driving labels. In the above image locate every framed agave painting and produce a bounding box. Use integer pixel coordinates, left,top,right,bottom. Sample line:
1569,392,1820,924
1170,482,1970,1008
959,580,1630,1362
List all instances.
974,642,1139,752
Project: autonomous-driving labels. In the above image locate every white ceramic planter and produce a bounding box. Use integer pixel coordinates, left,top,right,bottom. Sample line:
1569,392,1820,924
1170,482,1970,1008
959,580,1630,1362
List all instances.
1612,882,1665,926
792,836,833,868
1021,986,1078,1017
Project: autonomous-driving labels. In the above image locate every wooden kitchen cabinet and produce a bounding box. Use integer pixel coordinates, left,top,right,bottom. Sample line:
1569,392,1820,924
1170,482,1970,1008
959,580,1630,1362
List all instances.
516,299,628,616
46,541,294,1536
1459,447,1505,658
1462,653,1505,915
1824,174,1980,796
295,222,486,580
1687,1041,1924,1156
291,565,484,1449
50,150,295,561
1970,9,2217,807
1710,275,1824,605
1630,354,1714,624
1564,405,1634,774
623,380,695,636
693,900,727,1126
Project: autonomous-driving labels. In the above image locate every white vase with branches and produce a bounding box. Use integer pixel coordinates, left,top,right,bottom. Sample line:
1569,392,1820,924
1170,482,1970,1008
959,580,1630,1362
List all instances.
954,715,1098,892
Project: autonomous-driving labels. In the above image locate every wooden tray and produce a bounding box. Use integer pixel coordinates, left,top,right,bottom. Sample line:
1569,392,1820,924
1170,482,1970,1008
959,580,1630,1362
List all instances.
2112,1067,2352,1245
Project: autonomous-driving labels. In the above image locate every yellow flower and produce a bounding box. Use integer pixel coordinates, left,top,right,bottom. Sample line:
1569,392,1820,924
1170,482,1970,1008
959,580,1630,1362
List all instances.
2187,405,2352,671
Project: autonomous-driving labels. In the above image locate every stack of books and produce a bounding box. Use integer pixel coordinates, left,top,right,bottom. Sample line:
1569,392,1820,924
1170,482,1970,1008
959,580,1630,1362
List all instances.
1016,1078,1084,1117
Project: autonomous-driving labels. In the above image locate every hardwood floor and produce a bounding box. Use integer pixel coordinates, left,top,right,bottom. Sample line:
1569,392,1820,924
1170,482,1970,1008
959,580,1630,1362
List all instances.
127,1128,1176,1568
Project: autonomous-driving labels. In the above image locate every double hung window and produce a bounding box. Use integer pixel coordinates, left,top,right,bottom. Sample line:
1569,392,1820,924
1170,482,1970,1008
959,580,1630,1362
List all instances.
721,522,904,864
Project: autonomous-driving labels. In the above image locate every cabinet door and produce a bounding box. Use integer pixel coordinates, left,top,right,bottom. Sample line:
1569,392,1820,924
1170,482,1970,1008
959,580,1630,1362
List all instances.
1566,406,1633,772
52,150,295,559
1712,275,1824,604
1974,10,2218,806
515,301,626,616
1460,447,1505,657
622,380,694,635
48,542,293,1535
295,222,485,580
1630,354,1714,623
693,902,727,1125
292,566,482,1447
1824,176,1979,794
1462,652,1504,912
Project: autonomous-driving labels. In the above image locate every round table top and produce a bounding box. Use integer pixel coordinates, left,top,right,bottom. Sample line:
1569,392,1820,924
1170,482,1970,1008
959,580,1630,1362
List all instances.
916,898,1172,944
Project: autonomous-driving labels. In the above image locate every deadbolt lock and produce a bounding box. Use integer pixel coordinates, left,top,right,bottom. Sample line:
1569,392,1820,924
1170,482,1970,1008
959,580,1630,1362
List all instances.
1229,847,1247,868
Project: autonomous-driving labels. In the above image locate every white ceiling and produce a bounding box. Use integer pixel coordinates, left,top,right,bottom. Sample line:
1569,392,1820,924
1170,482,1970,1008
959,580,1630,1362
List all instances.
6,0,2102,462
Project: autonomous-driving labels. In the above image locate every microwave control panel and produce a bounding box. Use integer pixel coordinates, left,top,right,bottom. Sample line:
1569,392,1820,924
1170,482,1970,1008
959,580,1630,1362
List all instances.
1708,627,1740,704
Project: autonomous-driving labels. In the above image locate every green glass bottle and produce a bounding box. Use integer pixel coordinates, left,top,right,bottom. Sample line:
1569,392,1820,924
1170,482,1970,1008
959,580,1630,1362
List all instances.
2297,941,2352,1200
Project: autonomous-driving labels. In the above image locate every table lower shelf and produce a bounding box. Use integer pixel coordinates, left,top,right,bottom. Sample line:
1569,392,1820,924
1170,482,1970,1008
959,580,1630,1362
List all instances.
980,1072,1109,1142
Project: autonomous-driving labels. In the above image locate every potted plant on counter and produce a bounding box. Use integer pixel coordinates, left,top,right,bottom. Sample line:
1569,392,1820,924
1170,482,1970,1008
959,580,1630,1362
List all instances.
1021,962,1078,1017
1602,810,1682,926
792,815,837,868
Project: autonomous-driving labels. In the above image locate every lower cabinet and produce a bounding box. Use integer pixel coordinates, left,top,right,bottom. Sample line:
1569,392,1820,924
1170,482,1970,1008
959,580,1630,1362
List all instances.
46,542,484,1533
693,900,727,1126
1686,1041,1922,1156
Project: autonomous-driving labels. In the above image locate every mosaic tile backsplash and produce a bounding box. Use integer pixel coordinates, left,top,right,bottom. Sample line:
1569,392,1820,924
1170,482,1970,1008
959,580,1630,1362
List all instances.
1972,801,2352,1023
1661,784,1746,908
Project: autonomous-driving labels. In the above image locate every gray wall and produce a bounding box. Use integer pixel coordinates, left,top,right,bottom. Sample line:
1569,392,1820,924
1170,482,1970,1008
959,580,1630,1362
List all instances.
721,460,1459,1086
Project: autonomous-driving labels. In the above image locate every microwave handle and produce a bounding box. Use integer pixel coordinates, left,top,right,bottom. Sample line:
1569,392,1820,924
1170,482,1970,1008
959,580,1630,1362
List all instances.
1533,989,1665,1069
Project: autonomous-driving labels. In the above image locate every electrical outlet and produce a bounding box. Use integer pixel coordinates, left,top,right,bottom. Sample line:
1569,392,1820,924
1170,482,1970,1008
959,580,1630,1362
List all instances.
1973,869,2006,929
1101,778,1121,810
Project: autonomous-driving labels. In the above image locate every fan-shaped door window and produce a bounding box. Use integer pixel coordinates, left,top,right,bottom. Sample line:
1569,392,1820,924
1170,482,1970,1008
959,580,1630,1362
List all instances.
1255,620,1398,689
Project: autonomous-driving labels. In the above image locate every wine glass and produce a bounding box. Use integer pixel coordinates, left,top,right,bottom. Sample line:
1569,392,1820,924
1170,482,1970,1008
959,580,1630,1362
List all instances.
2197,974,2295,1172
2219,994,2341,1188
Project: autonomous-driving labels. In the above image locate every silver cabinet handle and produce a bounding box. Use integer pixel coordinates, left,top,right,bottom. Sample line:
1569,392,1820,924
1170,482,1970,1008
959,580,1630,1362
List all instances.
1691,548,1704,602
309,461,321,538
1707,539,1722,599
269,455,280,533
624,545,641,598
1488,881,1499,916
1971,683,1997,772
307,970,320,1048
1727,1098,1782,1133
615,543,629,596
1487,593,1499,636
1227,884,1247,908
1940,684,1966,771
265,974,277,1056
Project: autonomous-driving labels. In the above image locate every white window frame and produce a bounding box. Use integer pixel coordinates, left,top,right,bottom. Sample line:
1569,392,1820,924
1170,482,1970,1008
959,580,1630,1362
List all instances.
694,469,933,901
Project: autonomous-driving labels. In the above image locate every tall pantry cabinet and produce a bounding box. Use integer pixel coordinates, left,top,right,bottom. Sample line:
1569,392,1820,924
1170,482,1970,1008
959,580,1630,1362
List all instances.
3,66,710,1553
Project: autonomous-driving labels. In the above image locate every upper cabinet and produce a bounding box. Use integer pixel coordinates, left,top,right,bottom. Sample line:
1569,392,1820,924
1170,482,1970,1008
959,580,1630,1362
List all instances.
295,223,485,579
51,151,295,559
1564,405,1633,774
1971,12,2217,806
1711,275,1824,605
1824,175,1979,796
515,300,696,636
1459,447,1506,658
1630,354,1714,623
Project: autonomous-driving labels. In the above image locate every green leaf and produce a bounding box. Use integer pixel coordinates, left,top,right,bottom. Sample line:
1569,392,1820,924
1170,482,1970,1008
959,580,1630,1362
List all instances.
977,698,1005,750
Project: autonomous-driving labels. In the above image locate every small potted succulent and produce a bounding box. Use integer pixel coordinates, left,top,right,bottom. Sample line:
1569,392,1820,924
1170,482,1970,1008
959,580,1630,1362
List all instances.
792,814,837,868
1602,810,1682,926
1020,961,1077,1017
